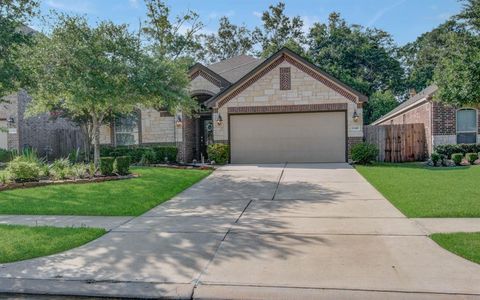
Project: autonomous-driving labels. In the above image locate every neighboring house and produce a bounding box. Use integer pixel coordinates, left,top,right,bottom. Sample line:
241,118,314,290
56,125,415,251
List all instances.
101,48,367,163
372,84,480,154
0,90,84,158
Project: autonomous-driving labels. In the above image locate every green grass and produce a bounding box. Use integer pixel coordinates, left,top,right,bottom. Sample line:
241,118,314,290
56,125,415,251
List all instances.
0,167,211,216
355,163,480,218
431,232,480,264
0,225,106,263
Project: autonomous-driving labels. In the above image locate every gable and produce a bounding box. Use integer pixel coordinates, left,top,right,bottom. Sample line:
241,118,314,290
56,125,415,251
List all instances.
189,73,222,95
207,49,367,108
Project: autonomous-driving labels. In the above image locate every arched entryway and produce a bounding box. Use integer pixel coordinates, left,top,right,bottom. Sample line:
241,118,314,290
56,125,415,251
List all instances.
189,91,214,162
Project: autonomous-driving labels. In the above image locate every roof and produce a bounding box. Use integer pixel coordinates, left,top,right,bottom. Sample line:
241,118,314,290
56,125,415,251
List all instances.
205,47,368,108
372,84,438,125
207,55,265,83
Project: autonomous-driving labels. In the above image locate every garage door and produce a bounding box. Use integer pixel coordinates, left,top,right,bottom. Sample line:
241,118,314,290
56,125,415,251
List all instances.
230,112,346,163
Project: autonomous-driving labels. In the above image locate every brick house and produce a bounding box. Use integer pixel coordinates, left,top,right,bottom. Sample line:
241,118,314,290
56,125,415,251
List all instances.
372,84,480,154
0,90,84,158
101,48,367,163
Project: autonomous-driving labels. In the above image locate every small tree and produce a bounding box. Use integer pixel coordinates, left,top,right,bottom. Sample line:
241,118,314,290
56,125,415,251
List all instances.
364,90,399,124
22,15,194,166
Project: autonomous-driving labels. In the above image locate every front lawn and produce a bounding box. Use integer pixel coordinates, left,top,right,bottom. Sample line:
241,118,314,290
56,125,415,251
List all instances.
431,232,480,264
356,163,480,217
0,167,211,216
0,225,105,263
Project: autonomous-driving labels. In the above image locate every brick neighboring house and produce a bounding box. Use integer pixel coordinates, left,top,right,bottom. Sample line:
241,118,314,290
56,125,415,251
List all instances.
0,90,84,158
101,48,367,163
372,84,480,154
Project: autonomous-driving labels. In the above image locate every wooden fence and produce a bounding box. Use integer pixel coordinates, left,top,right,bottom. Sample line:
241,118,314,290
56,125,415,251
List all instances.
364,123,426,162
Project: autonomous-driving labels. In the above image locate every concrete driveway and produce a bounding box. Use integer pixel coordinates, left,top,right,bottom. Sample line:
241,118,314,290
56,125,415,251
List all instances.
1,163,480,299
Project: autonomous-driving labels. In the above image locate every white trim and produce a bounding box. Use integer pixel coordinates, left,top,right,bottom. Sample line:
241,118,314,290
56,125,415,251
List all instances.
371,97,428,125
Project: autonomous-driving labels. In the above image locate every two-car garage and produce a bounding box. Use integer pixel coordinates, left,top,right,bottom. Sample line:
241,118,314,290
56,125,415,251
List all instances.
230,111,347,164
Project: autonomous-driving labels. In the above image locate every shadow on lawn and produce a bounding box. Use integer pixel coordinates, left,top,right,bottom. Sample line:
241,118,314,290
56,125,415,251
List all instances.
362,162,473,172
0,165,350,296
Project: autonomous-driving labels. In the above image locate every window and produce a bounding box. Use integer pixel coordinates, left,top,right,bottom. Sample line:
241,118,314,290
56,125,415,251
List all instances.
456,109,477,144
279,67,291,90
115,111,140,146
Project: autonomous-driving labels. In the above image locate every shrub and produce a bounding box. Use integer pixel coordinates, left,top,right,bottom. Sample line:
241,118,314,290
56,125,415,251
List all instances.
430,152,441,166
435,144,480,158
0,172,9,185
101,145,178,164
71,163,88,179
6,156,41,182
140,149,156,165
114,156,131,175
207,144,229,165
465,153,479,165
100,157,115,176
153,146,177,163
451,153,464,166
49,158,72,180
0,149,14,163
88,162,96,177
351,143,379,164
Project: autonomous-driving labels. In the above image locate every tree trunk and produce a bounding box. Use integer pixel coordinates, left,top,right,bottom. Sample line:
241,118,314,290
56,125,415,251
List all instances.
92,116,101,167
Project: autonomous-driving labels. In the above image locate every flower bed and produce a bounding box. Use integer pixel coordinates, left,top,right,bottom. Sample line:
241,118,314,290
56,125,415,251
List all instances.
0,174,138,192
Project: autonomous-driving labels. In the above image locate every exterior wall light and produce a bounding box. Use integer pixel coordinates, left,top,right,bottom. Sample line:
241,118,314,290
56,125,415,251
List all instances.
352,111,359,122
7,117,15,126
175,115,183,127
216,114,223,126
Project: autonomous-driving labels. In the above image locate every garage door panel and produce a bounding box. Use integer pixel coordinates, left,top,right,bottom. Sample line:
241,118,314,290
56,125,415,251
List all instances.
230,112,346,163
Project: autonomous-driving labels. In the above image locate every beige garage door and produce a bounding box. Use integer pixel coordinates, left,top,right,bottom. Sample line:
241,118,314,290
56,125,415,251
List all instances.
230,112,346,163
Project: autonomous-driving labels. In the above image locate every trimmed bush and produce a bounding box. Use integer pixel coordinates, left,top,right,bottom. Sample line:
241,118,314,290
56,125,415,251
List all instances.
435,144,480,158
153,146,178,163
101,145,177,164
6,156,41,183
451,153,464,166
207,144,229,165
115,156,131,175
100,157,115,176
466,153,479,165
0,149,14,163
430,152,441,166
351,143,379,164
140,149,156,165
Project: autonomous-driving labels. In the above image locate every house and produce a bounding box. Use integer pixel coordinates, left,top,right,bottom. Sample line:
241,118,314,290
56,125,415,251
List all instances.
372,84,480,154
101,48,367,164
0,90,85,158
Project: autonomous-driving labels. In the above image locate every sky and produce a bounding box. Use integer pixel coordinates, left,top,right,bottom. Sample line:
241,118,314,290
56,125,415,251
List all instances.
34,0,463,45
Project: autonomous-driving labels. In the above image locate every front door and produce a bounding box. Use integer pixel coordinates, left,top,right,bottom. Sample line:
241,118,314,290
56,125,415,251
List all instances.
198,116,213,161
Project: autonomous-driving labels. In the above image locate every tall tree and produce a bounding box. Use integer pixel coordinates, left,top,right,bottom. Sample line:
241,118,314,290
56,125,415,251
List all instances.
21,15,194,165
253,2,305,57
142,0,204,61
202,17,253,63
363,90,399,124
307,12,404,97
0,0,39,98
399,20,458,94
433,0,480,108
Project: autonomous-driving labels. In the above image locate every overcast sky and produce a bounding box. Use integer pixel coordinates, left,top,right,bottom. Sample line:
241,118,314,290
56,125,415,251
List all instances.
35,0,463,45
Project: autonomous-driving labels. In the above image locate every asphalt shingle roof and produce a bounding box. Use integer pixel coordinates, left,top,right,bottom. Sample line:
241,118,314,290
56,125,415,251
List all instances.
207,55,265,83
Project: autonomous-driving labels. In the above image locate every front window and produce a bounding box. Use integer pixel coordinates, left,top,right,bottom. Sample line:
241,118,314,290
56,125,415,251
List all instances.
115,111,139,146
456,109,477,144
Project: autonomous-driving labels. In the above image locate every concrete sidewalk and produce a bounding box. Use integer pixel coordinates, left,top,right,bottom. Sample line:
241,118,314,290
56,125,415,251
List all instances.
0,215,132,230
0,163,479,299
413,218,480,234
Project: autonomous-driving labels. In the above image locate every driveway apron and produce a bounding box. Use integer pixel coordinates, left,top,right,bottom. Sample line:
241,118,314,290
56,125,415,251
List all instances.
1,163,480,299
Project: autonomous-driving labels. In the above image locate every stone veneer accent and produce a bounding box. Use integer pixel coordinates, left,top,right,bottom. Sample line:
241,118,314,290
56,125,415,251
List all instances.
213,59,363,143
189,71,222,95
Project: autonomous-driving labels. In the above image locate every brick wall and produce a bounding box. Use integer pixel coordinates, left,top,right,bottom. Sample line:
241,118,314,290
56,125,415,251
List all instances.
432,102,456,135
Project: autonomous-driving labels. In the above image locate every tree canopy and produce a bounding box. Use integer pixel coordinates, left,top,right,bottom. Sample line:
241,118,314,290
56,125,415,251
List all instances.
22,14,193,164
0,0,39,98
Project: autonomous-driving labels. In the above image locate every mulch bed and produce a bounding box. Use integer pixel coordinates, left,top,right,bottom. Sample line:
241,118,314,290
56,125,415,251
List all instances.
0,174,138,192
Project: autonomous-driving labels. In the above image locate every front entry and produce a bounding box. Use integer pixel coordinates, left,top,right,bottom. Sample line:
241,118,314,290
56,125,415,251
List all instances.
195,115,214,161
